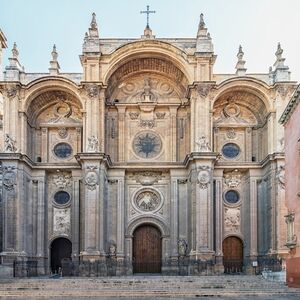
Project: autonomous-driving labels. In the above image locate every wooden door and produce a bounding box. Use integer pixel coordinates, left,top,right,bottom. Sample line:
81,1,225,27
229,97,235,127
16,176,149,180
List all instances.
133,225,162,273
223,236,243,273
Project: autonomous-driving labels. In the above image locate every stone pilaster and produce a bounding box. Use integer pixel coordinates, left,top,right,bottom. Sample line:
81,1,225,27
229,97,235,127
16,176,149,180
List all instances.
76,153,109,261
170,176,179,258
214,169,224,273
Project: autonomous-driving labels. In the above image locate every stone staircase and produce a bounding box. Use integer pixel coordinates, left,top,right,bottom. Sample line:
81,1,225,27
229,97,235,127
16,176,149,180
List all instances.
0,275,299,299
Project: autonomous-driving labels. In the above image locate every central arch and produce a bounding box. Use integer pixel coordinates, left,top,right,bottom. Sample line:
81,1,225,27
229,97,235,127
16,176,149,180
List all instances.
133,224,162,273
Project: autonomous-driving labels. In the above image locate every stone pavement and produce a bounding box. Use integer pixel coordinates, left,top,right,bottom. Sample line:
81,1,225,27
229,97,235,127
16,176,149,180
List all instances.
0,275,299,299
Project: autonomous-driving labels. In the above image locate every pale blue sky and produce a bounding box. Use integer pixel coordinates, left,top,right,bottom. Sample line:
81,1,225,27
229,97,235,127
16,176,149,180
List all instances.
1,0,300,81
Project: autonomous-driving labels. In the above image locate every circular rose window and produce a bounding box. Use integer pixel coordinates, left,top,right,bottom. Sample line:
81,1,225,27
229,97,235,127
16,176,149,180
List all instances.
54,143,72,159
222,143,240,159
133,131,162,159
54,191,71,205
224,190,240,204
134,189,161,212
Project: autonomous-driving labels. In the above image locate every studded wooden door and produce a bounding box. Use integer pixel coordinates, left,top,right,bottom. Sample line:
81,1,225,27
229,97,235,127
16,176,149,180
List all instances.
133,225,162,273
223,236,243,273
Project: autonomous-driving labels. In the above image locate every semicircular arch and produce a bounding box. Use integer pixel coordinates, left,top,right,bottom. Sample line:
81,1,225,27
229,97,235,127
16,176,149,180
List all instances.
126,215,170,237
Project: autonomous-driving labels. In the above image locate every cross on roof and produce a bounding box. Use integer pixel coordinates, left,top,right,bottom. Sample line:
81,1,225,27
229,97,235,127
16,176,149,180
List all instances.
140,5,156,28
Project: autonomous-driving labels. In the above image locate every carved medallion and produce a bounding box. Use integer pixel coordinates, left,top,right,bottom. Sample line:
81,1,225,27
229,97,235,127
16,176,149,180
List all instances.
226,128,236,139
3,167,16,191
84,166,98,190
133,131,162,158
58,127,68,139
85,84,99,98
134,189,161,212
197,166,210,189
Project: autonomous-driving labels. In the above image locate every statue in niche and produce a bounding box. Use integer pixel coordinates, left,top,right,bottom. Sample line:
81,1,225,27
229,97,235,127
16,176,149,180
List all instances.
4,134,17,153
141,78,154,102
108,241,116,257
178,239,188,256
87,135,99,152
196,135,211,152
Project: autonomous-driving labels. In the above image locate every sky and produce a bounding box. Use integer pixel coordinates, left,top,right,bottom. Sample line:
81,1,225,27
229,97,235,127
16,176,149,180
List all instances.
1,0,300,81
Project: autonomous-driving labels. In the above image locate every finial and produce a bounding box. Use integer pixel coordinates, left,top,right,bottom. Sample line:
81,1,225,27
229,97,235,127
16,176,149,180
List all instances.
235,45,246,75
51,44,58,61
275,42,283,60
199,13,205,29
237,45,244,61
12,42,19,59
91,12,97,29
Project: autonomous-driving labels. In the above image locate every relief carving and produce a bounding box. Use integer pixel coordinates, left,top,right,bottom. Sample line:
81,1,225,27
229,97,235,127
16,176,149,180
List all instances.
155,112,166,119
197,84,214,99
5,85,18,99
196,135,211,152
135,190,161,212
139,119,155,128
276,165,285,189
285,212,297,249
84,84,99,98
224,169,242,188
53,208,70,235
87,135,99,152
58,127,68,139
3,166,17,191
4,134,17,153
226,128,236,139
134,171,162,185
53,172,71,189
224,207,241,232
197,166,211,189
84,166,99,190
129,112,139,120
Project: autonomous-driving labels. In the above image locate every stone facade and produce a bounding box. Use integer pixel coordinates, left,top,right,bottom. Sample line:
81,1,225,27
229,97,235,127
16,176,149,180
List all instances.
0,14,296,275
279,84,300,287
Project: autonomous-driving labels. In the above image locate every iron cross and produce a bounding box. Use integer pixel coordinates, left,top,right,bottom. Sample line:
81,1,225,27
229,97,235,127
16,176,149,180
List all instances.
140,5,156,28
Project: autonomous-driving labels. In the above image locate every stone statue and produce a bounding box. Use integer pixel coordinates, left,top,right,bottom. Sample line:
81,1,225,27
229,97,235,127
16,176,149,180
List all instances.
109,242,116,256
4,134,17,153
87,135,99,152
178,239,188,256
196,135,211,152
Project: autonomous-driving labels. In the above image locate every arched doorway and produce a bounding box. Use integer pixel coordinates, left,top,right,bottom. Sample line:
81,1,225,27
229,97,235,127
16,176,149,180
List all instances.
223,236,243,273
133,224,162,273
50,237,72,273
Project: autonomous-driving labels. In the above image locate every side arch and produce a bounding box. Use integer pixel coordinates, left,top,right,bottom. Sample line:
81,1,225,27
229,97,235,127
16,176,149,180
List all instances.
23,76,83,113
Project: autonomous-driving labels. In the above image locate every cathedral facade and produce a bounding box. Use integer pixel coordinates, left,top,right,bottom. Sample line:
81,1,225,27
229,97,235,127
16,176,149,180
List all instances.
0,13,296,275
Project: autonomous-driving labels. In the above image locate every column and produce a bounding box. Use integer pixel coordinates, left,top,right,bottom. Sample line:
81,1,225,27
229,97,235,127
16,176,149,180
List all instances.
36,179,45,257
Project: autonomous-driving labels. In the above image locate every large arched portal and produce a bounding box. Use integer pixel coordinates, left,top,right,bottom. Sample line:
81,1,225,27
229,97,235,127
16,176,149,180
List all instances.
133,224,162,273
50,237,72,273
223,236,243,273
